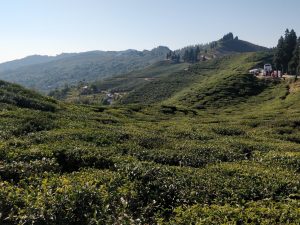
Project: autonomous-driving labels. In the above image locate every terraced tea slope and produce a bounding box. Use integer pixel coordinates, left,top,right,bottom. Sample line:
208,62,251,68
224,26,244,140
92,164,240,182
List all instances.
0,53,300,224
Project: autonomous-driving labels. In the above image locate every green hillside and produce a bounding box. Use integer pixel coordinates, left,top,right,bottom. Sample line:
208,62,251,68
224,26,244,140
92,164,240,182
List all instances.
1,51,300,224
120,52,272,105
49,60,189,105
166,53,273,108
55,52,271,106
90,60,189,92
0,80,57,112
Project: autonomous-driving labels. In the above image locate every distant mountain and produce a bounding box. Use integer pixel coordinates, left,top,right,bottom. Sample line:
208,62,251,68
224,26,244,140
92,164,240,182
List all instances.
216,34,268,54
175,33,268,60
0,33,268,93
0,46,170,92
0,53,76,72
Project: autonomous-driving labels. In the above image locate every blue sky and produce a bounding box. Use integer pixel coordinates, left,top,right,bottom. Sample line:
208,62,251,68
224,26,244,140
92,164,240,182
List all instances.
1,0,300,62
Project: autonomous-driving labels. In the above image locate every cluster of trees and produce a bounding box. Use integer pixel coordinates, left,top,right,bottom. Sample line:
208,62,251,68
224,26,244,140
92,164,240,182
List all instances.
274,29,300,75
209,41,218,50
166,47,205,64
48,84,71,100
179,32,239,63
183,46,203,63
166,51,181,63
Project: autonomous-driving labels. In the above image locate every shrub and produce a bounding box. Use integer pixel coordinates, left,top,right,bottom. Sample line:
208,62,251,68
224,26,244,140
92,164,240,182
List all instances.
212,126,246,136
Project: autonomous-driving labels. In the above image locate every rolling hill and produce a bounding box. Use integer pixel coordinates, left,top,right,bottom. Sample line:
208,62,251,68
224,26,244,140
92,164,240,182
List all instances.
0,33,268,93
49,60,189,104
0,46,170,92
1,50,300,223
66,52,272,106
53,52,271,106
0,53,76,72
175,32,268,59
119,52,272,105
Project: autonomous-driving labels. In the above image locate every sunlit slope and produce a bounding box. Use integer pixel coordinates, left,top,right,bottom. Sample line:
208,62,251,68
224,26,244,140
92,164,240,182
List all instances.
91,60,189,92
121,52,273,106
0,80,57,112
50,61,189,104
165,52,273,108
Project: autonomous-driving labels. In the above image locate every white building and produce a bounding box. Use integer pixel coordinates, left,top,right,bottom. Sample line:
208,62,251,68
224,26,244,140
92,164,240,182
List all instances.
264,64,272,72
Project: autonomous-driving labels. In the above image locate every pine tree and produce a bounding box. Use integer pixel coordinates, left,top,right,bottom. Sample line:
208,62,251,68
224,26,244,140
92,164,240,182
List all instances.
274,29,298,73
189,48,195,63
274,36,285,71
176,54,180,63
166,51,172,60
298,44,300,75
296,37,300,76
288,38,300,75
284,29,297,73
210,42,217,49
172,51,180,63
195,46,200,62
183,49,189,62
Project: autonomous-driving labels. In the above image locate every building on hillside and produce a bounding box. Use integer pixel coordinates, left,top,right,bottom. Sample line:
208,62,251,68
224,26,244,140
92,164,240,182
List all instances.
263,64,272,76
264,64,272,72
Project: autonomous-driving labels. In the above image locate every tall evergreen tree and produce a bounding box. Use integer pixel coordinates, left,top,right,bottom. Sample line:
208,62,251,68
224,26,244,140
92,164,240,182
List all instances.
189,48,195,63
166,51,172,60
210,41,217,49
298,44,300,75
288,37,300,75
274,29,298,73
296,37,300,76
176,54,180,63
195,46,200,62
183,49,189,62
284,29,297,73
274,36,285,71
166,51,180,63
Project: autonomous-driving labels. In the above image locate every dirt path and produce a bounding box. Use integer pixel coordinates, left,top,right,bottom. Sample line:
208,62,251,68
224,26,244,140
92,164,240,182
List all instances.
289,80,300,93
256,74,296,80
144,78,155,81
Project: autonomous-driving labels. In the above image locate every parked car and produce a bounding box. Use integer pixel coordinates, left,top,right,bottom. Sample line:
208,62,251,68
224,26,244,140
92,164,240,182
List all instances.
249,68,260,75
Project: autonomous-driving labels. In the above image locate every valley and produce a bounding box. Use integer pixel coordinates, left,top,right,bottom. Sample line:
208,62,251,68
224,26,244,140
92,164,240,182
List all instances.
0,50,300,224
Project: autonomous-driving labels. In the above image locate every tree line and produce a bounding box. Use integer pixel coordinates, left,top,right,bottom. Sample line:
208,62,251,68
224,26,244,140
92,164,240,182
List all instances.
183,46,201,63
166,51,181,63
274,29,300,75
166,47,206,63
166,32,238,64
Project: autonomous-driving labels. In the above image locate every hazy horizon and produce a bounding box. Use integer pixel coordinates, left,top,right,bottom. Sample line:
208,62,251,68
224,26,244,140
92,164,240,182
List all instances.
1,0,300,63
